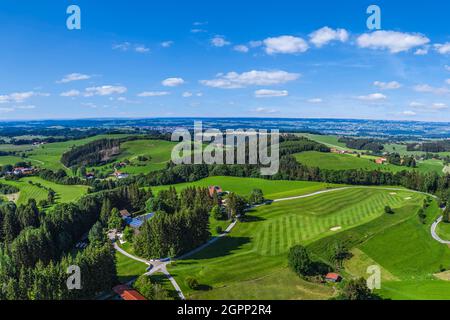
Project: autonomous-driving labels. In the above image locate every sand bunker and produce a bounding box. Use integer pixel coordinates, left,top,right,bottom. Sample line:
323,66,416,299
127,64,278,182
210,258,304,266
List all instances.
405,197,412,200
330,226,342,232
389,192,397,195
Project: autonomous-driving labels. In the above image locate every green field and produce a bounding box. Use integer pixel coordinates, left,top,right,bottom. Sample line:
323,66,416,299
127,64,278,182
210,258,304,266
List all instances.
87,139,176,175
167,186,428,300
116,250,147,283
295,151,445,174
0,176,88,205
297,134,353,151
151,176,339,200
436,221,450,241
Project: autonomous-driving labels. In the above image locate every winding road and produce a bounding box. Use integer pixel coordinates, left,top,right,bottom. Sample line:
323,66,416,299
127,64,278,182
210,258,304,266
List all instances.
431,216,450,245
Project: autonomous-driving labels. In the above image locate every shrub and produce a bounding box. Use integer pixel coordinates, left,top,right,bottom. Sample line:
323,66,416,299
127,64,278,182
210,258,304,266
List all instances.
288,245,312,277
185,277,199,290
215,226,223,234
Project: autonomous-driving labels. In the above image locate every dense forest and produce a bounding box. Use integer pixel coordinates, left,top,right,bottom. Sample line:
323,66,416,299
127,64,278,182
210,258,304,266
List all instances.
407,140,450,153
134,187,213,259
338,137,384,153
0,183,151,300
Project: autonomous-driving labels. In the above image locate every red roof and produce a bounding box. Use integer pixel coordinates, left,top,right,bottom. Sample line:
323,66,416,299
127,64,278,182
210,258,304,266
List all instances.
209,185,223,197
112,285,146,301
325,273,341,280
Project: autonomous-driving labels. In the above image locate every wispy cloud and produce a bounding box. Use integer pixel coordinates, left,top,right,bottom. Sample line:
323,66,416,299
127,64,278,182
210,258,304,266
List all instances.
162,77,185,87
137,91,170,97
84,85,127,96
60,89,81,97
57,73,91,84
211,35,231,47
356,93,387,101
373,81,402,90
200,70,300,89
254,89,288,98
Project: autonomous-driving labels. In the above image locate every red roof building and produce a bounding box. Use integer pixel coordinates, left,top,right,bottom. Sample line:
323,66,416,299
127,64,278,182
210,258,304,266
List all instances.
325,273,342,283
208,185,223,197
112,284,147,301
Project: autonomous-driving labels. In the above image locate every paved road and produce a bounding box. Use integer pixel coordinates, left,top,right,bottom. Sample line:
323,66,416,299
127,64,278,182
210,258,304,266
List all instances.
114,242,150,265
431,215,450,245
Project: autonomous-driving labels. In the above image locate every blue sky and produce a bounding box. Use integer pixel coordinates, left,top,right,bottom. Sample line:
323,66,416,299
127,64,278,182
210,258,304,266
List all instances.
0,0,449,121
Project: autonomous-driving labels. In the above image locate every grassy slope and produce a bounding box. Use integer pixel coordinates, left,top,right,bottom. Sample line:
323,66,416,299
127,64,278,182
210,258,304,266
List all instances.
151,176,338,200
87,139,176,175
168,187,420,300
308,194,450,300
295,151,444,174
22,134,131,173
0,176,88,205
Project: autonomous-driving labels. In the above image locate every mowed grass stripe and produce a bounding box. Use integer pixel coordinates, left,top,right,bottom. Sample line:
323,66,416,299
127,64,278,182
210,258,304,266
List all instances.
254,189,416,256
169,187,427,299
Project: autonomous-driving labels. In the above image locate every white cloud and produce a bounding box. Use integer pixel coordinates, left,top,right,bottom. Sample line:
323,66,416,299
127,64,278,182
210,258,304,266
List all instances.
60,89,81,97
161,41,174,48
84,85,127,96
211,35,231,47
233,45,249,53
113,42,150,53
414,84,449,95
200,70,300,89
0,107,14,113
263,35,309,55
135,45,150,53
58,73,91,84
373,81,402,90
162,77,185,87
307,98,323,103
182,92,193,98
112,42,131,51
253,107,278,114
309,27,349,48
401,110,417,116
356,31,430,53
249,40,263,48
357,93,387,101
414,47,429,55
445,65,450,72
431,103,448,110
0,91,48,104
254,89,288,98
410,101,448,111
191,28,207,33
446,79,450,85
137,91,170,97
435,43,450,55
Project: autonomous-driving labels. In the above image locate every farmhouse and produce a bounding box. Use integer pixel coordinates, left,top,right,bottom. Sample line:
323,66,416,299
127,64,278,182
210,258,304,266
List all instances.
112,284,146,301
114,170,129,179
119,209,131,218
85,172,95,179
13,167,34,176
375,157,387,165
325,273,342,283
126,212,155,229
